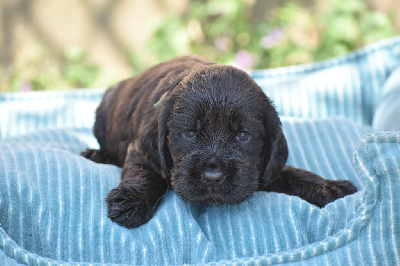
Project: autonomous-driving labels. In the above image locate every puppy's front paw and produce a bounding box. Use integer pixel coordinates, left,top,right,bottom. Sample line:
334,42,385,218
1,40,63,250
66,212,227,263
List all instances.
105,186,154,228
315,180,357,207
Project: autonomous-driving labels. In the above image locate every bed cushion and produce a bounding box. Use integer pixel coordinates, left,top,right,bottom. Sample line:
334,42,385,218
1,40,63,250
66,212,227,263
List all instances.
1,121,399,265
1,37,400,265
0,118,391,265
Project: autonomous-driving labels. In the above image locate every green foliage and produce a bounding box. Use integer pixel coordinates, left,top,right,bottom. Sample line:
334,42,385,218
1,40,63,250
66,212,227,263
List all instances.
1,0,398,92
131,0,398,72
63,47,100,88
0,45,101,92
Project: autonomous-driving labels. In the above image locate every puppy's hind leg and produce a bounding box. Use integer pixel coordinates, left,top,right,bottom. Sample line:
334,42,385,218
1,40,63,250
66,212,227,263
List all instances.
82,84,119,164
81,149,110,164
262,166,357,207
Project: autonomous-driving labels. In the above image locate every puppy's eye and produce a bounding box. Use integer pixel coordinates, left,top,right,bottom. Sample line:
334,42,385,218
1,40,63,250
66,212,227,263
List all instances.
182,131,196,140
236,131,250,143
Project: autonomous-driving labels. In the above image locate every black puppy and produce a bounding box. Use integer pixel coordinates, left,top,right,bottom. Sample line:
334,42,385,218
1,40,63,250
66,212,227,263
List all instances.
82,56,357,228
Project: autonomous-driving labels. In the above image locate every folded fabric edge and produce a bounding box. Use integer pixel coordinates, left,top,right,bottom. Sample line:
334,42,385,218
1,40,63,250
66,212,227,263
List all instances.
0,226,64,265
202,132,392,265
250,36,400,78
0,88,106,102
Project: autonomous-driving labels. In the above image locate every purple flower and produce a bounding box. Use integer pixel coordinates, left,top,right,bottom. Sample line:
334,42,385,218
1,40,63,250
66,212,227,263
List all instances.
20,83,32,92
235,50,258,70
260,28,285,49
214,37,231,52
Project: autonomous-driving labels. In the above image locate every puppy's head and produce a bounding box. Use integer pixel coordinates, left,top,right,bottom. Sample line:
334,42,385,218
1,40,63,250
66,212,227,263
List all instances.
163,65,288,205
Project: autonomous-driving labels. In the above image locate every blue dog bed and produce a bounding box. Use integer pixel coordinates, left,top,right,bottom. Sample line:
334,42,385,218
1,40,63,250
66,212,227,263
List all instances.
1,37,400,265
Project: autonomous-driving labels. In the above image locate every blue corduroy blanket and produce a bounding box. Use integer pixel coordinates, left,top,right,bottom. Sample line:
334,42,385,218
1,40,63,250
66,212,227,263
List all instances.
1,37,400,265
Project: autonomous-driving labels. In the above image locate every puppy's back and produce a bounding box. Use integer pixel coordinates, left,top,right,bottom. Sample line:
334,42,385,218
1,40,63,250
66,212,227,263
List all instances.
93,56,212,166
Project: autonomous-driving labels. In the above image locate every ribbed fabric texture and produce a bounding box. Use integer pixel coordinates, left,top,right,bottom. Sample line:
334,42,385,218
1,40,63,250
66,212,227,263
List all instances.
251,37,400,126
372,66,400,131
0,37,400,265
3,120,399,265
0,89,104,140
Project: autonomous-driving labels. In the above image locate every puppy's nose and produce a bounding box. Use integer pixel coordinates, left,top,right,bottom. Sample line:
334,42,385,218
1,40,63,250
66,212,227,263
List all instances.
203,156,224,184
203,171,224,184
206,156,219,171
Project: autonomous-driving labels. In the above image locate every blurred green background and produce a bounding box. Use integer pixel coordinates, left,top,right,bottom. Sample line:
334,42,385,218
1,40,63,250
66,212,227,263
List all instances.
0,0,399,92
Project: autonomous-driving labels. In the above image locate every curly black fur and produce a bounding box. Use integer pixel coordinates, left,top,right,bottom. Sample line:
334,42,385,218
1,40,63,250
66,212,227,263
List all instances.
81,56,357,228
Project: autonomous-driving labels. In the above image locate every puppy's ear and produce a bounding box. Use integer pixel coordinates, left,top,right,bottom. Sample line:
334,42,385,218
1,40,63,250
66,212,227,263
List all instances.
139,69,195,178
139,96,174,179
260,125,289,187
156,97,174,178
